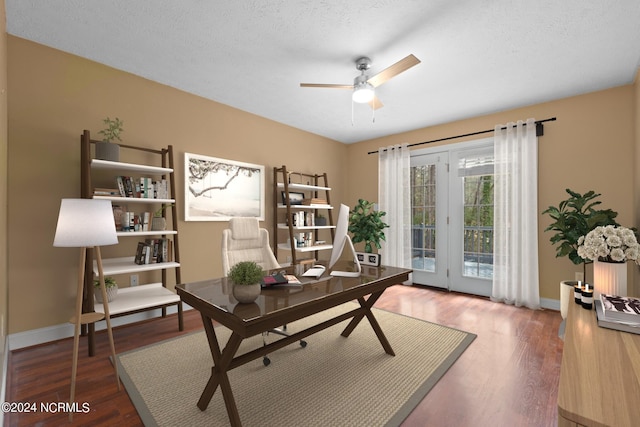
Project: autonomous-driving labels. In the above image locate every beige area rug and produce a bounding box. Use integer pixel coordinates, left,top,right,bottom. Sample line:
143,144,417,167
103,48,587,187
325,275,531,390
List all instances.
116,304,476,427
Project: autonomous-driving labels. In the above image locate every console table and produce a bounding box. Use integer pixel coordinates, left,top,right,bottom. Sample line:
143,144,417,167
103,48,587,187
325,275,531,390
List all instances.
558,301,640,426
176,264,411,427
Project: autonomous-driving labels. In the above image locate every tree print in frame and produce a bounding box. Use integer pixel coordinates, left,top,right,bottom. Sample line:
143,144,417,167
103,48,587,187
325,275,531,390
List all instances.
185,153,265,221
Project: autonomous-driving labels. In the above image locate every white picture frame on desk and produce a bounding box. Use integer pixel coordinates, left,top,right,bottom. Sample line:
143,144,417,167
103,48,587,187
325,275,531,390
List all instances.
184,152,265,221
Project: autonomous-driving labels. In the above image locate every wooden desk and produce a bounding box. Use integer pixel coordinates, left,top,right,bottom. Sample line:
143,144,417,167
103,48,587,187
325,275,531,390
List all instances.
176,264,411,427
558,301,640,427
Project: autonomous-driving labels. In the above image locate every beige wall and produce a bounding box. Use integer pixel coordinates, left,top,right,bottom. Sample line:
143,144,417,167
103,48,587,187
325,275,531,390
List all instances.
1,0,8,348
7,36,347,334
6,34,640,335
347,84,637,301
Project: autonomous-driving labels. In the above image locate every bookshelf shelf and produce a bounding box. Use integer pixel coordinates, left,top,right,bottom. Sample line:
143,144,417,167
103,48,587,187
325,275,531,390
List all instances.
94,283,180,317
92,257,181,276
116,230,177,237
91,158,173,174
81,130,183,356
93,195,175,204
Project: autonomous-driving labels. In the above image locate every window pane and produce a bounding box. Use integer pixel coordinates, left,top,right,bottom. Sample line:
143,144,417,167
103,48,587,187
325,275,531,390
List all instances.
463,174,494,279
411,164,436,272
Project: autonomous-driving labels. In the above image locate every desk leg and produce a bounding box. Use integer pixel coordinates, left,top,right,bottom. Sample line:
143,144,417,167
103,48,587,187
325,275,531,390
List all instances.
197,315,243,427
341,291,395,356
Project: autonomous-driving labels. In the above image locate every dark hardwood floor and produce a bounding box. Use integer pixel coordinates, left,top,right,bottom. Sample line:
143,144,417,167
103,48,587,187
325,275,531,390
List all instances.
5,285,563,426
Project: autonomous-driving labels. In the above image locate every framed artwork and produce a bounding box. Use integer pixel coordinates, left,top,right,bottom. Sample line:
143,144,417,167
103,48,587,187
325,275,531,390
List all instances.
281,191,305,205
184,153,265,221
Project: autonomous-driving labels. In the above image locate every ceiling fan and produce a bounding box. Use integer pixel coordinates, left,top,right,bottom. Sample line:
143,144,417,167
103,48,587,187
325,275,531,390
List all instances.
300,54,421,110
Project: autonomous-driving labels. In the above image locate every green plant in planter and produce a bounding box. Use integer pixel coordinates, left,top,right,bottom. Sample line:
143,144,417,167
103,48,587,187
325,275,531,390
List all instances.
542,188,619,266
348,199,389,253
228,261,264,285
98,117,124,143
154,204,174,217
93,276,117,289
93,276,118,303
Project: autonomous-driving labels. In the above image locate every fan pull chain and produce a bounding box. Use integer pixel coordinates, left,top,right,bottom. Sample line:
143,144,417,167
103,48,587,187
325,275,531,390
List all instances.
351,99,354,126
371,90,375,123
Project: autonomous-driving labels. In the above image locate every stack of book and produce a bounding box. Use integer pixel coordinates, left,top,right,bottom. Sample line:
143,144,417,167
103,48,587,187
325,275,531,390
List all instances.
302,198,327,205
115,176,169,199
595,293,640,335
134,238,172,265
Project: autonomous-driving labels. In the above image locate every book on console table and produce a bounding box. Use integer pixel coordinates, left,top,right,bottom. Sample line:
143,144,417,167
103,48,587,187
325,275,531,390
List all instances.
599,294,640,323
595,300,640,335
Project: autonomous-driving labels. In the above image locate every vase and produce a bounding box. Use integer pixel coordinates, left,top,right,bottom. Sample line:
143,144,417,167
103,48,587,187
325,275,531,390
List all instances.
232,283,261,303
593,259,627,299
95,286,118,303
151,217,166,231
94,141,120,162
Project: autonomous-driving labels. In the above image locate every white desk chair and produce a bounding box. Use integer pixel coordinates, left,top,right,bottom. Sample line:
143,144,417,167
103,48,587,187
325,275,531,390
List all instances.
221,217,306,365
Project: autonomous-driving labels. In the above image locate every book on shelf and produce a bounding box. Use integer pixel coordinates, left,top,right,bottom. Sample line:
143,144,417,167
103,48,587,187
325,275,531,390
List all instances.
93,187,120,196
116,176,126,197
599,294,640,323
595,300,640,335
302,198,327,205
134,242,148,265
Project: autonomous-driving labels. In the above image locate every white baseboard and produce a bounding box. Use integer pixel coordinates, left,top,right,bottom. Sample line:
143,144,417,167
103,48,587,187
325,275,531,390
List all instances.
7,304,192,351
541,297,560,312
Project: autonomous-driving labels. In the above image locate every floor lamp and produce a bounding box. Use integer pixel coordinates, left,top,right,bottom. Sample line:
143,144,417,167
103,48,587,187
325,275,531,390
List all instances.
53,199,121,421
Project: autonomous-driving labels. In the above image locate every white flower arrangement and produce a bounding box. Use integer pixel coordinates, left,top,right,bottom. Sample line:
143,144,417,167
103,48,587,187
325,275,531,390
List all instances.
577,225,640,264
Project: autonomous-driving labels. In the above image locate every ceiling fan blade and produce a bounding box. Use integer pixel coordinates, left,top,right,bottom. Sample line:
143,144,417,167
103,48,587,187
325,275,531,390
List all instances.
367,54,421,88
300,83,353,89
369,95,384,110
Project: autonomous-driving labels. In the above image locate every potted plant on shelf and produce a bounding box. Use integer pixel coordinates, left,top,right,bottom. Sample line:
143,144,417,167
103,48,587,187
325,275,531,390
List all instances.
348,199,389,266
96,117,124,161
151,204,174,231
228,261,264,303
542,188,618,318
93,276,118,303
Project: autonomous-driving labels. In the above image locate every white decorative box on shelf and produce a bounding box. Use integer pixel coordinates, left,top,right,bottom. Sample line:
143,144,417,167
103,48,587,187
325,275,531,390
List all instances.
93,282,180,316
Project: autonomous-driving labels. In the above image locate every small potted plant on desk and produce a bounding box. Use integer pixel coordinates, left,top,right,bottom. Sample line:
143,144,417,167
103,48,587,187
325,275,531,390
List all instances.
93,276,118,303
229,261,265,303
348,199,389,267
96,117,124,162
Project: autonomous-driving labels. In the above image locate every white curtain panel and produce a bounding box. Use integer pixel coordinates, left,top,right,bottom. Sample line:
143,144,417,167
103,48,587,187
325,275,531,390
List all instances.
378,143,411,268
491,118,540,309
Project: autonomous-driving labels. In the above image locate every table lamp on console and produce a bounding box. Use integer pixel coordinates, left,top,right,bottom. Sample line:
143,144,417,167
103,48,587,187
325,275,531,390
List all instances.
53,198,121,421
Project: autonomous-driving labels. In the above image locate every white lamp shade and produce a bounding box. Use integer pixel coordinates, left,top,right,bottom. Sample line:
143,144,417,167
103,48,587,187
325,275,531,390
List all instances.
53,199,118,247
352,83,374,103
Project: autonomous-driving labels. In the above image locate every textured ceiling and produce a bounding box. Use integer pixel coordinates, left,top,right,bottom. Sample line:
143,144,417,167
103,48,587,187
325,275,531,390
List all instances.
7,1,640,143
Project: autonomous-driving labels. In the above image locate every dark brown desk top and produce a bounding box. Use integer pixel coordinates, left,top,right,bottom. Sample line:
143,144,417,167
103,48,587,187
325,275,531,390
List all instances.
175,264,411,329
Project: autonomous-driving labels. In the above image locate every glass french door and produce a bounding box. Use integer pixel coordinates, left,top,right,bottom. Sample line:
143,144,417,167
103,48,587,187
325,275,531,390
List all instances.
410,140,494,296
410,152,448,288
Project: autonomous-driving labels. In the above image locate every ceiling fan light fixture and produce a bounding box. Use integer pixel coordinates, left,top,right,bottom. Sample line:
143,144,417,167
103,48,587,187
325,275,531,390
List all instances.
352,82,374,103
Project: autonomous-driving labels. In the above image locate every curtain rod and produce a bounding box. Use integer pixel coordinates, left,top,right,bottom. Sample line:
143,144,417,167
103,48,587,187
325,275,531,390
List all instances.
367,117,557,155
